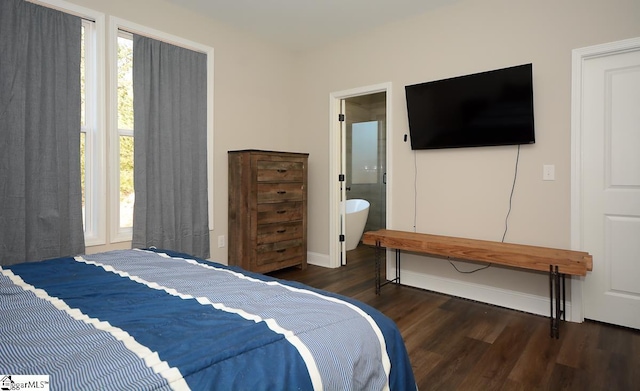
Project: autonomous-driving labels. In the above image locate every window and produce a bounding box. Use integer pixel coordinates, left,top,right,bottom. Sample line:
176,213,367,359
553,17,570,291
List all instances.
81,19,140,244
117,32,134,230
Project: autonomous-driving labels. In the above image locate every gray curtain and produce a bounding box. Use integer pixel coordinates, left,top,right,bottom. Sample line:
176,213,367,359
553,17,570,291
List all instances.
132,34,210,259
0,0,84,266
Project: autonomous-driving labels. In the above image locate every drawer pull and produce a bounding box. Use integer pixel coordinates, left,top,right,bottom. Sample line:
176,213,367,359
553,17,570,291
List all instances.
276,210,287,214
276,249,287,253
276,229,287,233
277,169,287,173
277,190,287,194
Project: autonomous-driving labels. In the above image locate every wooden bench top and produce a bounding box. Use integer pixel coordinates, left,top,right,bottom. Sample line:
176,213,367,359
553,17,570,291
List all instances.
362,229,593,277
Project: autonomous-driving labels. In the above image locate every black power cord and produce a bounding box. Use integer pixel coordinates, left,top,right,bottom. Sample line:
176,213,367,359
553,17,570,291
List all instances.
502,144,520,243
448,144,521,274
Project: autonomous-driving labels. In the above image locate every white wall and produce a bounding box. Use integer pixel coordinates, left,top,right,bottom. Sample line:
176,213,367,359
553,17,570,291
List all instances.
295,0,640,317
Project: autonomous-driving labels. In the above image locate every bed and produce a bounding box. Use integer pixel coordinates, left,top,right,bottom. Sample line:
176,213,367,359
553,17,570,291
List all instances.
0,248,415,390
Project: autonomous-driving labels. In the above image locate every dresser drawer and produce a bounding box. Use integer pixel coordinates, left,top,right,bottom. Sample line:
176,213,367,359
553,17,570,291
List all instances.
257,221,304,245
256,239,305,266
257,160,304,182
257,183,304,203
257,202,303,224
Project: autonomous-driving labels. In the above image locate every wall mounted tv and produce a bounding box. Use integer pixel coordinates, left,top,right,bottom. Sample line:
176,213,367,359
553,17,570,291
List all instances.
405,63,535,150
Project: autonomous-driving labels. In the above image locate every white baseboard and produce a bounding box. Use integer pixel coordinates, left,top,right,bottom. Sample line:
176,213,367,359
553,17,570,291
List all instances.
392,267,575,322
305,251,574,322
307,251,333,268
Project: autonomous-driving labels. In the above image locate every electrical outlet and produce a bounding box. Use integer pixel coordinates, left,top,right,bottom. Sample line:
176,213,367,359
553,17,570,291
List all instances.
218,235,225,248
543,164,555,181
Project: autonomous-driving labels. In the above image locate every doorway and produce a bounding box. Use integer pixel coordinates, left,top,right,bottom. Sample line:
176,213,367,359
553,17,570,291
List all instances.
329,83,392,268
345,93,387,234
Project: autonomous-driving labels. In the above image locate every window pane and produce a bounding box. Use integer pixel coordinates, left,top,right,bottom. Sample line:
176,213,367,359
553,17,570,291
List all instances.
81,19,99,243
119,135,134,228
81,132,86,230
351,121,379,184
118,33,134,230
117,36,133,131
81,25,86,127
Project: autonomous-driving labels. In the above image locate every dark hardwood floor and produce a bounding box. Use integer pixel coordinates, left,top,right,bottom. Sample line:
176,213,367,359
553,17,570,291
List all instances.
268,245,640,391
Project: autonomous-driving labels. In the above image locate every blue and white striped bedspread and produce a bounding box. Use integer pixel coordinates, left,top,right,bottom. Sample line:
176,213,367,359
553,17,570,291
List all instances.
1,249,415,390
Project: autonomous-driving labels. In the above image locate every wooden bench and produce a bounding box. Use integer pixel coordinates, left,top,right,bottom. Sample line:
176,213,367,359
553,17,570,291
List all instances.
361,229,593,338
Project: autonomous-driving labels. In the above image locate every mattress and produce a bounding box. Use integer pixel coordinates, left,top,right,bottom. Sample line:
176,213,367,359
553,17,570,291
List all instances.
0,248,415,390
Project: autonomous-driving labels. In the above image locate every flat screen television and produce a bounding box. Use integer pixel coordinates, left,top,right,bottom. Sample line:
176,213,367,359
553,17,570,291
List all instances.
405,63,535,150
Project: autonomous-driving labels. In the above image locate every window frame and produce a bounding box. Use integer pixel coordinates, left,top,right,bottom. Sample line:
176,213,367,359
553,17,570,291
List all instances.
81,17,107,246
73,12,108,248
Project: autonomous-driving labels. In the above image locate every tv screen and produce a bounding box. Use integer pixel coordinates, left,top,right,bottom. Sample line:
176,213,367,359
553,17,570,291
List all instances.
405,63,535,150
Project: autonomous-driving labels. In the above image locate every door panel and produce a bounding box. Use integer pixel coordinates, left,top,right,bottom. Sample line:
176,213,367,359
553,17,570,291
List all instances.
606,217,640,295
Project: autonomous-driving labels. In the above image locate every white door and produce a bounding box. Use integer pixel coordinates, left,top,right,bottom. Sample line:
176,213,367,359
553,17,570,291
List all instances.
339,99,347,265
581,43,640,329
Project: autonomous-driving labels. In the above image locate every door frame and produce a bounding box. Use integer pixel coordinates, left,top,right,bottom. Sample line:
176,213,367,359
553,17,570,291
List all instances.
329,82,393,268
570,36,640,322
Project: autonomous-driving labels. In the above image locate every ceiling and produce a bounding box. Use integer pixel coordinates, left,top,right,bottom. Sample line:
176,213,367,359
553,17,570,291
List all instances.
166,0,459,52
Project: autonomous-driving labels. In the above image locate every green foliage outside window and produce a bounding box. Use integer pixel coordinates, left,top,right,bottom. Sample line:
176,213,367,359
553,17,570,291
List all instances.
118,39,134,131
80,27,86,209
118,37,134,202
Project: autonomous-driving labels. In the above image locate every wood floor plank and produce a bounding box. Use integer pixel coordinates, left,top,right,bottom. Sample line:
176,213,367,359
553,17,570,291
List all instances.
464,304,511,344
499,379,536,391
597,323,634,356
507,315,562,388
604,352,633,391
409,347,443,388
555,319,601,368
548,363,589,391
422,336,490,390
456,313,540,390
633,332,640,388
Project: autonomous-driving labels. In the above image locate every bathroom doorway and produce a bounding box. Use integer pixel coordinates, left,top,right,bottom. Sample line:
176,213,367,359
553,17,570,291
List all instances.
329,83,391,268
344,93,387,235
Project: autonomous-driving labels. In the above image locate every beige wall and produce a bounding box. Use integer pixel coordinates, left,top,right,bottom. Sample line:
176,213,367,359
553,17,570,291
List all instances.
295,0,640,315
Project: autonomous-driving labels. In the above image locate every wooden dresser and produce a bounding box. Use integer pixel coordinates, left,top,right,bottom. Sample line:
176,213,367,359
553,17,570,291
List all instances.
228,150,308,273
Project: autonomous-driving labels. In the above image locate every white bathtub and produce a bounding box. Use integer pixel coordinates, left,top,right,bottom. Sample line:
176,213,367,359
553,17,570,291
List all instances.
345,199,370,251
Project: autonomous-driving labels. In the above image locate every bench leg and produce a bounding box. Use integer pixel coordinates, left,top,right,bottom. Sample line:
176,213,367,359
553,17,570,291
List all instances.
374,244,401,295
375,240,382,294
549,265,565,338
395,249,401,286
